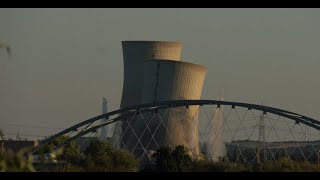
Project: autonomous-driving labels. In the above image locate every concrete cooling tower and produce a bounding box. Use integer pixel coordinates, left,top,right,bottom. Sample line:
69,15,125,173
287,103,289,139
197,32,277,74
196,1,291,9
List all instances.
120,41,182,108
111,41,182,149
123,59,207,158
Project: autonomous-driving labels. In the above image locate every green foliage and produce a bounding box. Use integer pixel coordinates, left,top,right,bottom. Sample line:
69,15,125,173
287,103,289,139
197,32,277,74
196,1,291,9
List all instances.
112,149,140,172
171,145,193,172
0,149,35,172
0,129,4,139
84,140,113,157
44,140,320,172
38,135,82,161
193,158,226,172
192,156,320,172
37,138,139,172
193,158,251,172
63,141,85,165
260,157,320,172
54,163,85,172
153,145,193,172
62,140,139,172
83,140,115,171
38,136,67,155
154,146,174,171
260,157,296,172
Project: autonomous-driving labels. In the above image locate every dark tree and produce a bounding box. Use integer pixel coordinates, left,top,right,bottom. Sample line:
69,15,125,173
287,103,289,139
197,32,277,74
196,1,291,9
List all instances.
153,145,193,172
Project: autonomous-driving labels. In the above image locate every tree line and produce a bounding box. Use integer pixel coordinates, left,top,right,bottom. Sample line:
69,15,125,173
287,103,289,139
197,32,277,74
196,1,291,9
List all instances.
1,134,320,172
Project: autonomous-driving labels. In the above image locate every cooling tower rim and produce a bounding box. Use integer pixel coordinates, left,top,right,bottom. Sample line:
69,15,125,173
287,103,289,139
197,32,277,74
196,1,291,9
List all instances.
144,59,207,71
122,41,182,46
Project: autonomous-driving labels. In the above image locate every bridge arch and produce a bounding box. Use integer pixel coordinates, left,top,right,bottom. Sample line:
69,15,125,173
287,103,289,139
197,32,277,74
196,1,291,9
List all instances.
41,100,320,145
37,100,320,164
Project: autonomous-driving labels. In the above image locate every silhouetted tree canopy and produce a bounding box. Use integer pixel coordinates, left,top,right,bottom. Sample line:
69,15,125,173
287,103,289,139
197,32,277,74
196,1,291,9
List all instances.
63,140,139,172
153,145,193,172
0,129,4,140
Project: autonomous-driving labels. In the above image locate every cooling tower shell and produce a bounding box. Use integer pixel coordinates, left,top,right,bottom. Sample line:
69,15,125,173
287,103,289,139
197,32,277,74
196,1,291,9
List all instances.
123,59,207,158
112,41,182,149
142,60,207,103
120,41,182,108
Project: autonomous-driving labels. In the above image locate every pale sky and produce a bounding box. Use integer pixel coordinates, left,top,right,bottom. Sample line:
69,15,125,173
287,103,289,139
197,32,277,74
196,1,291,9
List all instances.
1,8,320,139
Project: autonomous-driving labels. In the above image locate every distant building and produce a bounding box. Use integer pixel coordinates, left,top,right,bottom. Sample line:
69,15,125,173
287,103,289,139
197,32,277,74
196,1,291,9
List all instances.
0,139,39,153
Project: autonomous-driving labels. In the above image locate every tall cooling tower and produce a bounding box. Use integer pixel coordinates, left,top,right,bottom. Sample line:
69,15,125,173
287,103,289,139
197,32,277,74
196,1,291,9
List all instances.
112,41,182,149
124,59,206,158
120,41,182,108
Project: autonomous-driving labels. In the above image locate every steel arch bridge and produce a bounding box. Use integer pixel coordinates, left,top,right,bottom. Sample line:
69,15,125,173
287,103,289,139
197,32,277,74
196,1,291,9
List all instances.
36,100,320,164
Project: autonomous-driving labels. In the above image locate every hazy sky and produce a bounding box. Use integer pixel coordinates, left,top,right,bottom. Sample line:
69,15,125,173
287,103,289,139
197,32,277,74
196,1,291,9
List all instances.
1,8,320,139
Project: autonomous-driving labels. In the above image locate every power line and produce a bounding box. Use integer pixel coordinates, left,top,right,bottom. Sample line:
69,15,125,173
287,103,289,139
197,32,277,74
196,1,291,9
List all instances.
6,123,64,130
4,132,47,138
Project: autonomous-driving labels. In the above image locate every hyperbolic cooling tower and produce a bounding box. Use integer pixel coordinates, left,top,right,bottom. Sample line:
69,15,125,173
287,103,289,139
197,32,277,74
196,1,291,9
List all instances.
122,59,207,158
111,40,208,160
111,41,182,148
120,41,182,108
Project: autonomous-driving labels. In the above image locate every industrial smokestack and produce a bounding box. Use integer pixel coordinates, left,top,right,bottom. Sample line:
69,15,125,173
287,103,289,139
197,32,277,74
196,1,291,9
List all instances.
99,97,108,141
